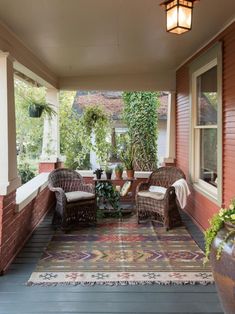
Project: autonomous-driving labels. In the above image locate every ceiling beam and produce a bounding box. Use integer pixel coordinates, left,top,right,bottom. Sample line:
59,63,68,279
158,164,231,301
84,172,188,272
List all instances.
0,21,58,88
59,72,176,92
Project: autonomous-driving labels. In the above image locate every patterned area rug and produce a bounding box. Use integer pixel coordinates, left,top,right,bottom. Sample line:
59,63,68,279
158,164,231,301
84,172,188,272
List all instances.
28,216,213,285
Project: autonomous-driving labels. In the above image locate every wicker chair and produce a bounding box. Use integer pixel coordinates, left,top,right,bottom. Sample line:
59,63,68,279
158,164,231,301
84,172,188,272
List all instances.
48,168,97,230
136,167,186,230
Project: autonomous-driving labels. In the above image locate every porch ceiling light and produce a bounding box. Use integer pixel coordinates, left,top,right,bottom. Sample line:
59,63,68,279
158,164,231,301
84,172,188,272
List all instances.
160,0,198,35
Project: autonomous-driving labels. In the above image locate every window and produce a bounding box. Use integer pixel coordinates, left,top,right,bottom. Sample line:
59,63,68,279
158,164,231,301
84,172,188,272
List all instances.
190,44,222,204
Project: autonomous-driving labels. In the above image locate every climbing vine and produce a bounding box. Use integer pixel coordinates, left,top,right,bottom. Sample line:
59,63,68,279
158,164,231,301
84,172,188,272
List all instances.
122,92,159,171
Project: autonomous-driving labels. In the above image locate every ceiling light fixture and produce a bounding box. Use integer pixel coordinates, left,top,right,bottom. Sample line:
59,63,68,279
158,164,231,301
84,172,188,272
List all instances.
160,0,199,35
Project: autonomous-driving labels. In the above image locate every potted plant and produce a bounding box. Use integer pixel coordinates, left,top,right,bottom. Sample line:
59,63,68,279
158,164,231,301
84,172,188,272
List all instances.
120,144,135,179
115,164,123,180
105,166,113,180
93,168,103,180
95,181,120,212
204,199,235,314
19,88,57,118
28,102,56,118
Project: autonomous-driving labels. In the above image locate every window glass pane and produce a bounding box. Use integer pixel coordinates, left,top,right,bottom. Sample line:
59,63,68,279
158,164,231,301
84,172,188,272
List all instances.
197,66,217,125
200,128,217,186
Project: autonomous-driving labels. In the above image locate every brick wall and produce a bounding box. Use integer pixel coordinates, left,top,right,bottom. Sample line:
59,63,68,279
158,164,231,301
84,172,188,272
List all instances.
0,187,55,273
176,22,235,230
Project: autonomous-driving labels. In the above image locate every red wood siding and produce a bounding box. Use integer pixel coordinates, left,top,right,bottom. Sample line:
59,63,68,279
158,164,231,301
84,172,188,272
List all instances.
223,25,235,206
176,22,235,230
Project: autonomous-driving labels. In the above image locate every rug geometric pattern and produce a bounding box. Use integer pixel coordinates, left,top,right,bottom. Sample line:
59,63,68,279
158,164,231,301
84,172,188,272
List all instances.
28,216,213,285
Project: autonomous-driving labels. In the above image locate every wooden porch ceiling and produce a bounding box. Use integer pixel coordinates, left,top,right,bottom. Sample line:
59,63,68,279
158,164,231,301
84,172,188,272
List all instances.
0,0,234,90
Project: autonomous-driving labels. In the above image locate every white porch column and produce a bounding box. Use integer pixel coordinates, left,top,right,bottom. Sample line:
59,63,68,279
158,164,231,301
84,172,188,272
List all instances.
0,53,21,195
40,88,60,162
164,91,176,165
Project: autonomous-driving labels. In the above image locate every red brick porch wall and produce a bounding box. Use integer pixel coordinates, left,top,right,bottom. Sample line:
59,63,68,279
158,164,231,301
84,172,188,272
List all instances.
176,22,235,230
0,188,55,273
0,174,147,273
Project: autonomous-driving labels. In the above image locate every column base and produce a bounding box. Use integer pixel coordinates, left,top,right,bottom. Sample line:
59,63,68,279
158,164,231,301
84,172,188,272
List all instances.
162,157,176,167
38,161,64,173
0,176,21,195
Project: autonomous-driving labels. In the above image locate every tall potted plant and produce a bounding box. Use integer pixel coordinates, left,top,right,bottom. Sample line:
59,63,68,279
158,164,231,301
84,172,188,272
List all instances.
204,199,235,314
120,143,135,179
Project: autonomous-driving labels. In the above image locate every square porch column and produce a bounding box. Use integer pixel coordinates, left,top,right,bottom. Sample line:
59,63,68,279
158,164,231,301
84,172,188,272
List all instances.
39,88,63,173
163,91,176,166
0,53,21,195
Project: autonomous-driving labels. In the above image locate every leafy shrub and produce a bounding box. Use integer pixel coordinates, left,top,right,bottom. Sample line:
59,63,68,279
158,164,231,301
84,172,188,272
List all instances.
18,161,36,184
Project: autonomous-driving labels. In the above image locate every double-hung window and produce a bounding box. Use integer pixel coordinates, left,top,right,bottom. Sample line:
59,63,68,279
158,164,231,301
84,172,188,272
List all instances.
190,44,222,204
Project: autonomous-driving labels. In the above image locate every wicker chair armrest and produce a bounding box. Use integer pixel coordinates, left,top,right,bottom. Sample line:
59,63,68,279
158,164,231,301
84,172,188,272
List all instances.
80,183,95,194
48,186,64,194
164,186,176,204
136,182,150,194
49,187,67,205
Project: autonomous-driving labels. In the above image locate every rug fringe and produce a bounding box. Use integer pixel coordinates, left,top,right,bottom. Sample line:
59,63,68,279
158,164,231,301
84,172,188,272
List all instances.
27,280,214,287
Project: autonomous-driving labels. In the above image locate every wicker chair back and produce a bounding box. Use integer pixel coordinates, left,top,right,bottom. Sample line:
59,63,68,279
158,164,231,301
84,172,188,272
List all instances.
48,168,83,192
149,166,185,187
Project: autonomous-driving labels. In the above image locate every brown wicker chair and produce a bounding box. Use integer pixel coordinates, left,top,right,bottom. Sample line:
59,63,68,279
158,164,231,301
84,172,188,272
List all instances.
136,166,186,230
48,168,97,230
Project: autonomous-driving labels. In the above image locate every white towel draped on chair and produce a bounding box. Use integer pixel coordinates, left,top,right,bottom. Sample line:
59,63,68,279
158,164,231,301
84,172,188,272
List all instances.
172,178,190,209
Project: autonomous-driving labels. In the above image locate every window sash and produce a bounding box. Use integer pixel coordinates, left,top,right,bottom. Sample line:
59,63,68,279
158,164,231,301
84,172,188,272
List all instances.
189,43,222,205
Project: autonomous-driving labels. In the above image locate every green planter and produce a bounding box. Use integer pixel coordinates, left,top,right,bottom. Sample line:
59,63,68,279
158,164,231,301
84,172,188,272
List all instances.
28,104,44,118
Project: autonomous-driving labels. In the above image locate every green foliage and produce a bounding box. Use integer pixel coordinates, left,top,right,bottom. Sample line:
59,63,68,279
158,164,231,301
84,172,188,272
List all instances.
80,106,111,164
96,182,120,212
120,139,135,170
93,168,104,178
115,164,124,172
18,160,36,184
59,91,90,169
16,81,56,118
122,92,159,171
105,166,113,174
15,80,44,161
204,199,235,263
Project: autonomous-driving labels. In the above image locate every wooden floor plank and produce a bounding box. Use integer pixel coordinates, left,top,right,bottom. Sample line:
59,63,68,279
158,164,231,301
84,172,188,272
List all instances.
0,211,223,314
0,301,223,313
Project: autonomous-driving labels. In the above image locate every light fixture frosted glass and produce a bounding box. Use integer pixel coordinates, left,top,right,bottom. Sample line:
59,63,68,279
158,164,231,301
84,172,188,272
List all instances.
161,0,198,34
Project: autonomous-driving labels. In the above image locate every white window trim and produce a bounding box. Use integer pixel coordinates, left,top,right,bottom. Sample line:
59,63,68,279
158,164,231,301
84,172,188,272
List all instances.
189,43,223,206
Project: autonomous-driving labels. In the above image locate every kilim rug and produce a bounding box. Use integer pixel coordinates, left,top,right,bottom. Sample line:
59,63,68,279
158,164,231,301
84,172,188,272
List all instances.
28,216,213,285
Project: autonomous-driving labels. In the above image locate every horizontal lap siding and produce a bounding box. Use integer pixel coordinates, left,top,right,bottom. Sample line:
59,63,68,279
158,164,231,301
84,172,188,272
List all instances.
223,23,235,206
175,66,217,230
176,66,190,178
175,23,235,229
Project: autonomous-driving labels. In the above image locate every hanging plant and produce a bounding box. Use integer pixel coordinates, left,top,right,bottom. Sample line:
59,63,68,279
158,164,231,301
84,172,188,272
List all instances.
80,105,111,163
17,85,56,118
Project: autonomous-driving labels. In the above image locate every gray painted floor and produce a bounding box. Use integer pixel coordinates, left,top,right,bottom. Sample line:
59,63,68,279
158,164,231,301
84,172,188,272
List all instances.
0,212,223,314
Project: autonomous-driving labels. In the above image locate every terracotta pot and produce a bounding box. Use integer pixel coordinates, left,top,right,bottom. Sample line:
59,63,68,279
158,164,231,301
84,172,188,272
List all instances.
210,222,235,314
126,169,134,179
115,170,123,179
